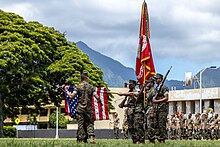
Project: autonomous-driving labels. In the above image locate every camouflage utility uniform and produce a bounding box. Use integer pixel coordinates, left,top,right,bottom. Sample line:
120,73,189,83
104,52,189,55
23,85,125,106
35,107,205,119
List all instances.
134,93,145,143
122,109,129,139
194,113,202,140
203,114,211,140
154,86,169,141
210,114,219,140
74,82,96,141
127,89,138,143
113,113,120,139
170,115,179,140
145,86,156,142
179,114,187,140
186,114,194,140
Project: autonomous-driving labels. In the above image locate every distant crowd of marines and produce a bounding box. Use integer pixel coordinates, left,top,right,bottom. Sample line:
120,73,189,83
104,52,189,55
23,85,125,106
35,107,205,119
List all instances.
168,110,219,140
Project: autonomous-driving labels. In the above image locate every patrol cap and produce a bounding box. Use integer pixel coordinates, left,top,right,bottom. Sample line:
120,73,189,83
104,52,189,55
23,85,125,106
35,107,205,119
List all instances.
195,113,201,116
128,80,137,85
81,72,88,79
81,72,88,76
154,73,163,79
145,77,155,83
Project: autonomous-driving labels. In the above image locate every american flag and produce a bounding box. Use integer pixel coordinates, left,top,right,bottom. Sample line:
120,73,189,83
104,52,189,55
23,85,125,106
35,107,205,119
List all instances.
64,87,109,120
92,87,109,120
64,86,78,118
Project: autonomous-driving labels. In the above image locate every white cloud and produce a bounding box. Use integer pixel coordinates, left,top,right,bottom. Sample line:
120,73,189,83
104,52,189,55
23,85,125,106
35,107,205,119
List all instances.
1,0,220,79
2,3,39,19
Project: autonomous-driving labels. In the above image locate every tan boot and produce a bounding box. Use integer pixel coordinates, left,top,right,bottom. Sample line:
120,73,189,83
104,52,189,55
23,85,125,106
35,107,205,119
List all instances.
90,136,95,144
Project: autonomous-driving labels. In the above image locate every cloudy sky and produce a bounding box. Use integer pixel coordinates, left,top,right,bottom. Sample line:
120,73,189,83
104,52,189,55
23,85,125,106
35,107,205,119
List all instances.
1,0,220,80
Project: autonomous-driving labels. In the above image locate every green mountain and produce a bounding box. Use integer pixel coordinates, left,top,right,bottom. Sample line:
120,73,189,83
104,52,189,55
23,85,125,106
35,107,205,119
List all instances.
76,42,220,89
76,41,136,87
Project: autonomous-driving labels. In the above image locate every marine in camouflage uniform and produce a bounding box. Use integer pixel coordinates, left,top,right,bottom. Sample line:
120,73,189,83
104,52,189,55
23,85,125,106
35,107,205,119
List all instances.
175,114,180,139
141,78,156,143
179,112,187,140
167,116,171,140
194,113,202,140
186,113,194,140
134,91,145,143
152,73,169,143
122,108,129,139
113,113,120,139
202,113,211,140
118,80,138,143
170,114,179,140
210,114,219,140
66,73,101,144
170,115,175,140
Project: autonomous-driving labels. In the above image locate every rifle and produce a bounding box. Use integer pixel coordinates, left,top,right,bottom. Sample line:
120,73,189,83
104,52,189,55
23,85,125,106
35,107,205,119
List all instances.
118,89,133,108
154,66,172,100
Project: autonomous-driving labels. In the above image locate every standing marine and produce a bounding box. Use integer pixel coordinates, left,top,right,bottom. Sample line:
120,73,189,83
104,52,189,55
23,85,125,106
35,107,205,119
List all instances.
152,73,169,143
142,78,156,143
118,80,138,143
65,72,101,144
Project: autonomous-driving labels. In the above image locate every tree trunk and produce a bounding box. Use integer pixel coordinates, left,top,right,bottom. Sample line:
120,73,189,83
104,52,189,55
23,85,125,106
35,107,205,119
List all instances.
0,93,4,138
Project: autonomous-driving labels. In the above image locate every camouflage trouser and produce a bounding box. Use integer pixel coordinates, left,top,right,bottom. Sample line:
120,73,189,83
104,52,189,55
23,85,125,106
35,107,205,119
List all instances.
155,110,168,141
211,128,219,140
170,129,179,140
204,129,211,140
114,127,119,139
77,112,94,140
134,112,145,143
122,127,128,139
180,128,187,139
187,129,193,140
194,129,202,140
146,107,156,141
127,111,137,143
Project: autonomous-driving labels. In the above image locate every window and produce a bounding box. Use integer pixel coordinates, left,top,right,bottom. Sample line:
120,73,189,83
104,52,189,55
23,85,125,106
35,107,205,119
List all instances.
50,108,56,114
173,101,177,114
61,108,66,114
190,101,195,114
40,109,48,116
182,101,186,114
210,99,214,111
21,108,28,115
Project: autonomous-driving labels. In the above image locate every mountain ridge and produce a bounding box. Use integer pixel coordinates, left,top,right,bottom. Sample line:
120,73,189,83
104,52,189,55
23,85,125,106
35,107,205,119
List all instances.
76,41,220,89
76,41,136,87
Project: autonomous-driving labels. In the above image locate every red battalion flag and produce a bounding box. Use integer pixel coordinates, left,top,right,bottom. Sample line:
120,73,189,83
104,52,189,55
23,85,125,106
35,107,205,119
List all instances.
92,87,109,121
136,1,155,84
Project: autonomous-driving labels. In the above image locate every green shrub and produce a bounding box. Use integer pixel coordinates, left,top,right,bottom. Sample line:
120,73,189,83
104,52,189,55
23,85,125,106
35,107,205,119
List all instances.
3,126,16,137
49,112,67,128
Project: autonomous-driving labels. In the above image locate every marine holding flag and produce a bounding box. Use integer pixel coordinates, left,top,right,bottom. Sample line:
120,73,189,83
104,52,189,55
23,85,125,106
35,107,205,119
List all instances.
136,1,155,84
65,72,101,144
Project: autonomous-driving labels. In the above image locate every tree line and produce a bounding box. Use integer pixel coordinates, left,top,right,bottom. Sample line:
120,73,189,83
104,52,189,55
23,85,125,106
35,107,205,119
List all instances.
0,10,113,137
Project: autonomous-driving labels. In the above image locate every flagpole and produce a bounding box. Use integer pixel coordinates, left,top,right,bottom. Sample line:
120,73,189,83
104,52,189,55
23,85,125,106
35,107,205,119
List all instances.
143,62,146,107
55,107,59,139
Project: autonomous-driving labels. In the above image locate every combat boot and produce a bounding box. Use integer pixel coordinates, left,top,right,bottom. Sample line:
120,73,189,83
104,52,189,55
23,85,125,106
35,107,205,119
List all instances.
90,136,95,144
148,139,155,144
82,138,87,144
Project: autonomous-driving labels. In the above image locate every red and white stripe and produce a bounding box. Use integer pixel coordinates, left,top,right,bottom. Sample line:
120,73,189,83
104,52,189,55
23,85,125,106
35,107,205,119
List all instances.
92,87,109,121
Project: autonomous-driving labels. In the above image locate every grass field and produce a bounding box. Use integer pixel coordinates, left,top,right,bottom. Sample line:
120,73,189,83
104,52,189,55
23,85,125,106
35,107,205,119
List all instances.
0,138,220,147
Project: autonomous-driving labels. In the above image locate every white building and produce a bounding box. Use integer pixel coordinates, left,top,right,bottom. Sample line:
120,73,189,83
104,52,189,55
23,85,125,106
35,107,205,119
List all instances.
169,87,220,116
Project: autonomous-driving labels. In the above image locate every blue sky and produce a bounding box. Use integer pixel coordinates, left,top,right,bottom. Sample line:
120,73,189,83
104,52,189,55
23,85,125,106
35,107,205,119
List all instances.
1,0,220,80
